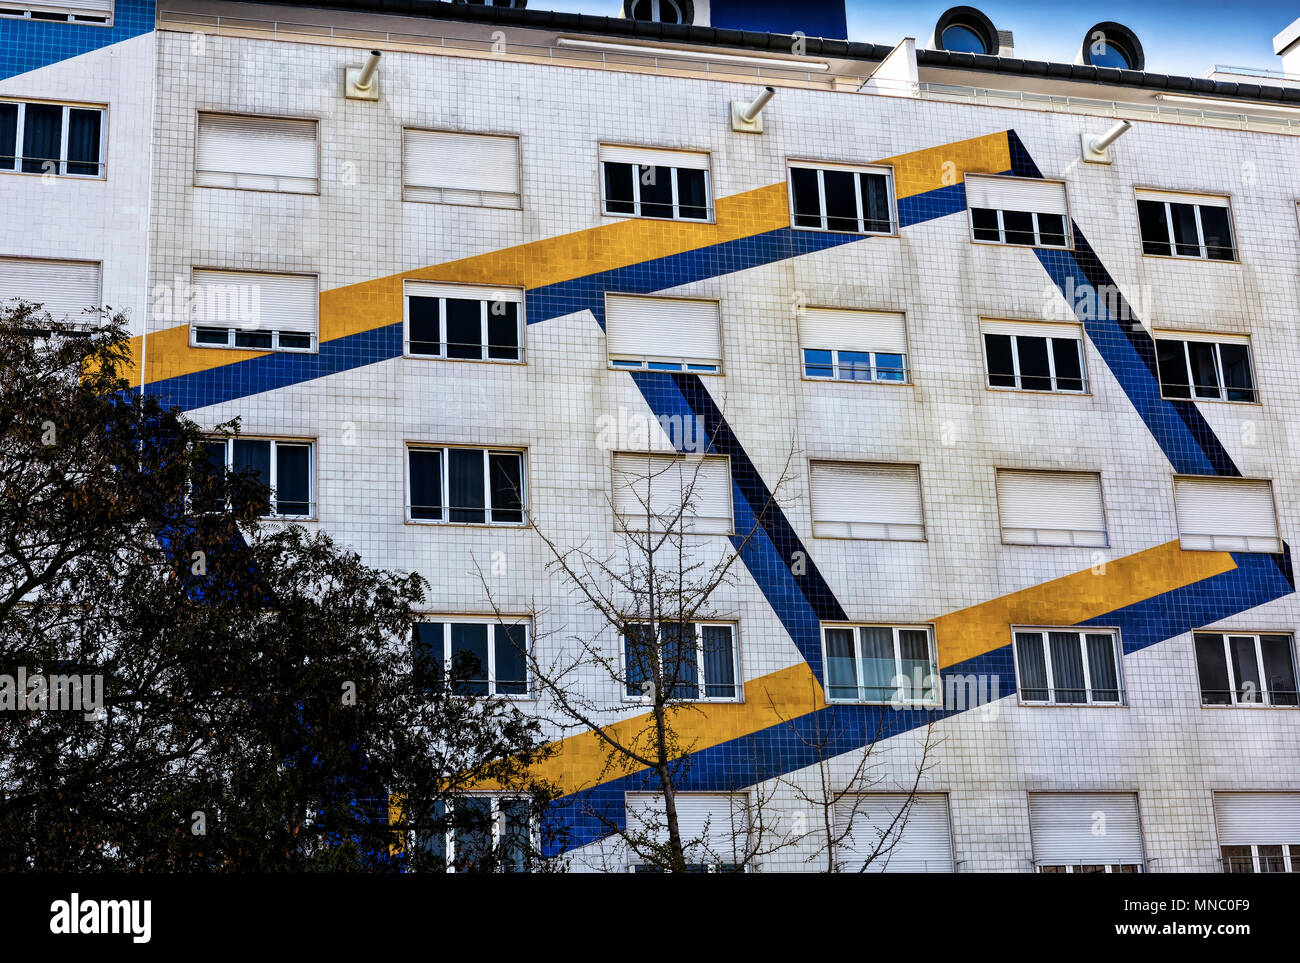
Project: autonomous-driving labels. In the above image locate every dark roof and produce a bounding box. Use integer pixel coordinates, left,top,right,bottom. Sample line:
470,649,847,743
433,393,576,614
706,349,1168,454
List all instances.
260,0,1300,105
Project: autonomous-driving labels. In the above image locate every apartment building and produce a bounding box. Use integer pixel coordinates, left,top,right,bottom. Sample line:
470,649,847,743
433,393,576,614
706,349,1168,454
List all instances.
4,0,1300,871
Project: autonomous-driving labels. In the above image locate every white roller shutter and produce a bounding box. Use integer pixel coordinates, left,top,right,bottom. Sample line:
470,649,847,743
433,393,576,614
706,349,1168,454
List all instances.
191,270,317,337
809,462,924,540
404,280,523,304
612,453,732,535
1214,793,1300,845
834,794,954,873
1029,792,1144,867
195,113,318,193
625,792,751,864
24,0,112,16
799,308,907,355
1173,477,1281,553
605,295,722,368
403,129,521,208
996,469,1107,547
1136,188,1230,209
599,145,709,171
982,319,1082,341
965,174,1068,214
0,256,101,322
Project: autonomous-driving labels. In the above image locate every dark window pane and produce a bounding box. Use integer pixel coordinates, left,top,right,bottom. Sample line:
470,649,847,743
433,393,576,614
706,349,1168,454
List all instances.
1051,338,1084,391
824,628,857,702
1002,209,1035,245
488,451,523,523
1156,339,1191,398
1085,634,1119,702
232,439,271,488
65,108,100,175
876,352,906,382
486,301,519,361
1218,342,1254,402
453,797,492,871
1015,632,1048,701
637,164,673,218
274,443,311,515
898,629,932,693
1260,635,1298,706
0,102,17,171
233,330,273,349
971,207,1000,241
677,167,708,220
194,327,228,345
417,800,447,865
413,622,444,692
860,172,892,231
1036,212,1067,247
191,441,227,513
603,161,635,214
790,167,822,228
445,298,482,360
1016,336,1052,391
624,623,655,698
494,625,528,696
1222,845,1254,873
701,625,735,699
1229,635,1262,704
803,348,833,378
407,296,440,355
661,622,698,699
1137,200,1172,256
1200,206,1235,260
1194,634,1231,705
858,627,896,702
450,623,490,696
409,449,442,520
21,103,61,173
278,332,311,350
822,169,859,232
1169,202,1200,256
1187,341,1221,399
448,449,485,523
1048,632,1086,703
1258,845,1285,872
984,333,1016,387
499,799,531,873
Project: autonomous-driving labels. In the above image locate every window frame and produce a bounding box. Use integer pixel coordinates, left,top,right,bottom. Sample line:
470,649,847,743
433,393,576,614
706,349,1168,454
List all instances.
1221,843,1300,874
598,145,714,223
786,160,898,237
819,623,940,706
621,620,742,704
420,794,537,874
965,174,1072,250
0,99,107,179
1193,631,1299,709
1171,474,1282,554
205,436,316,520
1153,331,1257,404
402,281,526,363
979,320,1089,395
0,2,112,25
400,126,523,210
610,451,734,536
187,267,320,355
807,459,927,542
1038,863,1143,874
993,467,1110,549
1011,626,1125,707
192,110,322,196
404,444,528,527
1134,189,1238,262
413,616,532,699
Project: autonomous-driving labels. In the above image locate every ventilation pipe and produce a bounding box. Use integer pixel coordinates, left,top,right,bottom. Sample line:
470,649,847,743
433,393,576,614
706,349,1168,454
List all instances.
345,50,382,101
1081,119,1131,164
731,86,775,133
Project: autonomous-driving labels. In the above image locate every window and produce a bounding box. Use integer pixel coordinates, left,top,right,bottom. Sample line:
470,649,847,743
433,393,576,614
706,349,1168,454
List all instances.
204,438,313,518
0,1,111,24
982,320,1086,393
604,293,721,372
800,307,908,383
625,792,750,871
406,446,525,525
1194,633,1298,707
195,113,318,194
1214,793,1300,873
1136,189,1236,260
0,256,100,324
0,101,104,177
788,162,895,234
833,794,954,872
599,145,711,221
1013,628,1123,705
413,619,528,697
1029,793,1144,872
822,625,938,704
995,469,1107,548
1172,476,1281,553
403,282,523,362
610,452,732,535
1155,333,1255,402
965,175,1070,248
623,622,739,701
403,129,521,209
809,461,924,540
189,269,318,352
418,796,534,873
625,0,690,25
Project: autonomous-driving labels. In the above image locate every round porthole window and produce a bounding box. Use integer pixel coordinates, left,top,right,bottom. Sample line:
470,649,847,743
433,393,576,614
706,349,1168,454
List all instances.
455,0,527,8
625,0,694,25
933,7,999,56
1080,22,1145,71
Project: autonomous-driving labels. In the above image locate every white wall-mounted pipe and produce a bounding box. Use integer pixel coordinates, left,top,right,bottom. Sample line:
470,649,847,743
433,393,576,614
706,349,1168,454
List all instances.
739,86,775,123
1089,119,1131,154
355,50,381,91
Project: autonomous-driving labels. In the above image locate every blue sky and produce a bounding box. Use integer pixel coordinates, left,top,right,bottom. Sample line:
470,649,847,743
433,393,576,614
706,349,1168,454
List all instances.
543,1,1299,76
